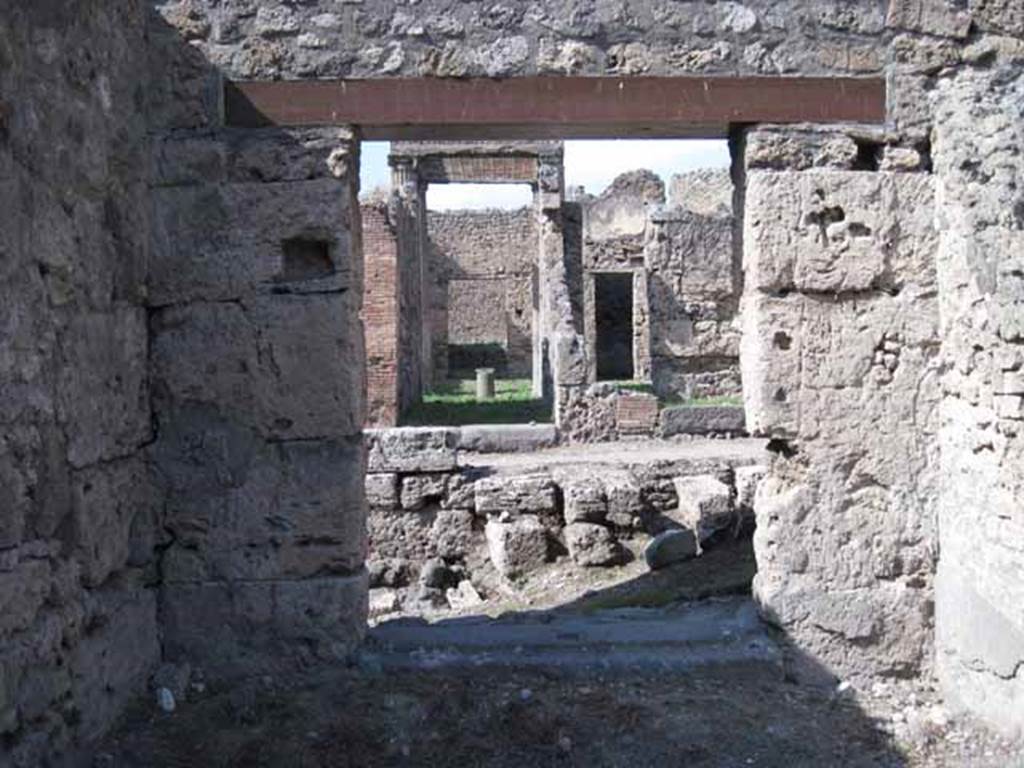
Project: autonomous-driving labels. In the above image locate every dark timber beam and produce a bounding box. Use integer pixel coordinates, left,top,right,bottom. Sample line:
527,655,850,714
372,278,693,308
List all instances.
224,76,886,140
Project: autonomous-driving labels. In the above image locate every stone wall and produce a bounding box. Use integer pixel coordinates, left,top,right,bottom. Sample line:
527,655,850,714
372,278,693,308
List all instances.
147,4,368,679
933,65,1024,736
365,428,765,615
580,170,662,383
646,171,740,400
427,208,537,379
741,127,942,680
0,3,158,763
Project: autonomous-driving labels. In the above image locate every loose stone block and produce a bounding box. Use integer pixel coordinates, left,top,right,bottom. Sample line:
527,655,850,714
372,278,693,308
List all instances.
485,517,551,579
475,475,558,516
366,428,458,473
644,529,699,570
670,475,734,545
564,523,625,567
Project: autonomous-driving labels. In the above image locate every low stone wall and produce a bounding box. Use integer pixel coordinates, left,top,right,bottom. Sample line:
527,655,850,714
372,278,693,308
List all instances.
364,428,765,615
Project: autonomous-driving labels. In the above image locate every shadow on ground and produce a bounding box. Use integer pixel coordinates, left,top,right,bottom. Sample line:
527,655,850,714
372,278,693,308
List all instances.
95,553,912,768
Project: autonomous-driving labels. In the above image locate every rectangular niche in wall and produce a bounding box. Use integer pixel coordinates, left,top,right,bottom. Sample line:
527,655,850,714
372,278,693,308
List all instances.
595,272,635,381
279,237,334,282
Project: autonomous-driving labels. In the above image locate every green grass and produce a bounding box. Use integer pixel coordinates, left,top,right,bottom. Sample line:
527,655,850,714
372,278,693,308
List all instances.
402,378,552,426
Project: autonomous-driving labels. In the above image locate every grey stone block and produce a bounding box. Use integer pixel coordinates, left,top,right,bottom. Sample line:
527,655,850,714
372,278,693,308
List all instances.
485,517,551,579
366,428,458,473
661,406,747,436
475,475,559,516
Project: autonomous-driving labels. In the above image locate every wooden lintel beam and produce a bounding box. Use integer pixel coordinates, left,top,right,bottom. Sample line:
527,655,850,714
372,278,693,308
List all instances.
224,76,885,139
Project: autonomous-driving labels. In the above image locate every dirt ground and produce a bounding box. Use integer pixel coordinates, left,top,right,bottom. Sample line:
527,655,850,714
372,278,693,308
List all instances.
95,658,1022,768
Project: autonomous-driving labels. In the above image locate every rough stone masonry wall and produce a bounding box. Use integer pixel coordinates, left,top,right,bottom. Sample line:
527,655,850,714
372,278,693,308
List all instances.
580,170,663,384
0,3,157,764
147,5,368,678
428,208,536,379
933,65,1024,736
646,170,740,401
43,0,1022,744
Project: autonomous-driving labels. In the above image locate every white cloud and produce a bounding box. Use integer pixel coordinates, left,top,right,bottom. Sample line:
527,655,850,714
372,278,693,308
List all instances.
360,139,731,210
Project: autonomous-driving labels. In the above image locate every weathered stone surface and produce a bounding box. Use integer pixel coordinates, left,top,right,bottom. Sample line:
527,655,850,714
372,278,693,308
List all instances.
734,465,767,519
159,436,366,583
365,473,399,509
56,308,151,469
644,529,699,570
400,474,448,511
366,428,458,473
562,479,608,524
669,169,733,217
564,522,625,567
744,171,937,295
431,509,477,559
661,406,746,436
932,68,1024,737
152,293,364,440
475,475,558,516
456,424,558,454
671,475,734,544
161,572,368,676
485,517,551,579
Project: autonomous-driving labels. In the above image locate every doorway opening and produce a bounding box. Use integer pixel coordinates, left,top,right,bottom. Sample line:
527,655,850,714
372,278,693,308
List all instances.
594,272,635,381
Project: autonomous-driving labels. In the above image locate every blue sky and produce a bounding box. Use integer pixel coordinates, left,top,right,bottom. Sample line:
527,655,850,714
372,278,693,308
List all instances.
360,139,730,210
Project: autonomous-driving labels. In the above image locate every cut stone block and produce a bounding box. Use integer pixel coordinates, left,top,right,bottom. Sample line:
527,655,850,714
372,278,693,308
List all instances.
670,475,734,546
485,517,551,579
400,473,448,511
562,479,607,524
475,475,558,516
366,428,458,473
564,522,625,567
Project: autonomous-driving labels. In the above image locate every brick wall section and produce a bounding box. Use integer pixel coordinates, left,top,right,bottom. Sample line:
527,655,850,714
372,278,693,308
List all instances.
615,393,660,436
363,204,401,427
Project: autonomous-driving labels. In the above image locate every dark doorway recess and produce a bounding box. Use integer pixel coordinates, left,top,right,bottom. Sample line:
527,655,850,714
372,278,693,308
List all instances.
595,272,634,381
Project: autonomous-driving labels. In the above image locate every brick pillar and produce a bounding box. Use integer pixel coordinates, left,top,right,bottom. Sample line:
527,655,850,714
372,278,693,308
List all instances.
363,203,401,427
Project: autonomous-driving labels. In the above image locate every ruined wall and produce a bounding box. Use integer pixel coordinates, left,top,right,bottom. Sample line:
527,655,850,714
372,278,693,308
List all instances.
363,198,422,427
647,170,740,401
741,126,942,679
933,66,1024,736
580,170,662,383
427,207,536,379
147,5,368,677
0,3,157,763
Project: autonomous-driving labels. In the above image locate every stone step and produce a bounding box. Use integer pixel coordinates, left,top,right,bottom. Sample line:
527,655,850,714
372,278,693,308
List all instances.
361,597,781,672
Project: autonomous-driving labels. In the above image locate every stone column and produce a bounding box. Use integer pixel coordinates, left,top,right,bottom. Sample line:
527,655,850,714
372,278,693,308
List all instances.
535,150,586,424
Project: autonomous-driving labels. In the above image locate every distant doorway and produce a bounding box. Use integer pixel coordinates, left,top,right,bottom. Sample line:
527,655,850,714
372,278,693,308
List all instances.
594,272,635,380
